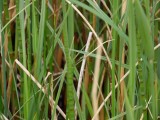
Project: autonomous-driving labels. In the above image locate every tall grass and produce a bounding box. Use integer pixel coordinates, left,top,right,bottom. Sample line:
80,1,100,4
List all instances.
0,0,160,120
0,0,8,116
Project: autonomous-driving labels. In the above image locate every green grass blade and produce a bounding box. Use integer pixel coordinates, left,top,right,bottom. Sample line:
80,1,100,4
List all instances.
19,1,29,119
36,0,46,78
62,1,75,119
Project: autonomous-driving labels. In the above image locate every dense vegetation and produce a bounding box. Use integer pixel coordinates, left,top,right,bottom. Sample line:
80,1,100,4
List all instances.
0,0,160,120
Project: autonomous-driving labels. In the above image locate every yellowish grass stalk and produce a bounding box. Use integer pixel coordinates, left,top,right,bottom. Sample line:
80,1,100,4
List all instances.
14,59,66,119
92,42,160,120
92,38,103,120
65,0,113,70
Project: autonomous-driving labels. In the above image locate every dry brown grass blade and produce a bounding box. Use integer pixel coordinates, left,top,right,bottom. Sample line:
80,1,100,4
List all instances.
9,0,15,19
76,32,93,100
100,0,112,17
118,0,126,113
92,43,160,120
75,32,92,119
0,114,8,120
98,68,106,120
14,59,66,119
4,31,8,57
140,96,152,120
92,69,129,120
119,48,125,113
92,38,103,120
7,71,13,108
65,0,113,70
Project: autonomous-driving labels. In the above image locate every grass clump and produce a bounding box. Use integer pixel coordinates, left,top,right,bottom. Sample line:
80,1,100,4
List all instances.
0,0,160,120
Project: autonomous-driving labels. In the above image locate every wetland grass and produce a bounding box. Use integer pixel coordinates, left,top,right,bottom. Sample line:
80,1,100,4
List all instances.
0,0,160,119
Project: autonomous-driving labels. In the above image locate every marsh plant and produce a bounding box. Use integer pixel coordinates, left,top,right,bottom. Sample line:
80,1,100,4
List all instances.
0,0,160,120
